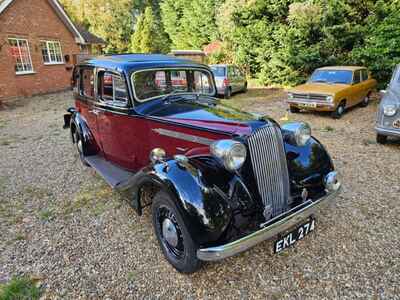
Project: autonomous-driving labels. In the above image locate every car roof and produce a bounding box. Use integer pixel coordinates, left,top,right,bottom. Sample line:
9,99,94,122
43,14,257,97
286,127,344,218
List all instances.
79,53,210,73
317,66,366,71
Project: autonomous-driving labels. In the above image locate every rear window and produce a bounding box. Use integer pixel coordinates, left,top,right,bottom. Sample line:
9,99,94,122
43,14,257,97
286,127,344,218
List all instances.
132,69,215,102
80,68,94,98
210,66,226,77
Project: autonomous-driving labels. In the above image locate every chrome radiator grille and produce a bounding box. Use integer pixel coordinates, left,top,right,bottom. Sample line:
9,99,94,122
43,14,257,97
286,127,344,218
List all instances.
247,126,290,219
293,93,328,102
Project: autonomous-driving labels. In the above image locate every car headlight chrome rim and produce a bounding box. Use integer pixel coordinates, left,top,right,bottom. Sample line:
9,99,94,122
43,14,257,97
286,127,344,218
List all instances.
210,140,247,171
287,93,294,100
383,104,397,116
282,122,312,146
326,95,334,102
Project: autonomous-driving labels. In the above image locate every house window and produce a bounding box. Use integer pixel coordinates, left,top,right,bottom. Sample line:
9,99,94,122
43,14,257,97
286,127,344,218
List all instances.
8,38,34,74
40,41,64,64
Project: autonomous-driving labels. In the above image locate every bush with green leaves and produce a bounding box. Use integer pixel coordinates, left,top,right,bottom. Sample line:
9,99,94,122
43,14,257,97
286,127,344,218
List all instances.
0,276,41,300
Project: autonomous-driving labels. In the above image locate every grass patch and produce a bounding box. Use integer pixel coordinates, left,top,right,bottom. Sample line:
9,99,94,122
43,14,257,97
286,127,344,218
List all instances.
321,125,335,132
15,233,26,241
127,271,136,282
61,181,114,217
38,208,54,222
23,186,53,199
363,139,376,146
0,276,41,300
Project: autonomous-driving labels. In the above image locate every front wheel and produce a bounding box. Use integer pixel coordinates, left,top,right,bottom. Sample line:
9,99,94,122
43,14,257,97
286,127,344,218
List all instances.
332,102,346,119
289,105,300,113
360,94,371,107
224,87,232,99
376,134,387,144
152,191,202,273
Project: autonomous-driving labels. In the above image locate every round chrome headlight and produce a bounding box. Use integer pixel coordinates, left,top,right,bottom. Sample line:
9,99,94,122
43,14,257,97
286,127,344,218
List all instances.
326,95,334,102
287,92,294,100
383,104,397,116
282,122,312,146
210,140,247,171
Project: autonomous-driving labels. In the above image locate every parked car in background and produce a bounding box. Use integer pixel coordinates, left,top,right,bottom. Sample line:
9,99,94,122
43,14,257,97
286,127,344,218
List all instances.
287,66,377,118
210,64,247,98
64,54,341,273
376,65,400,144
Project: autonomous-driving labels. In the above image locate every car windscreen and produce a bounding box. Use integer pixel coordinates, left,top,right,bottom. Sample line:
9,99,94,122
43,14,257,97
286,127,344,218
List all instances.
210,66,226,77
132,69,215,102
309,70,353,84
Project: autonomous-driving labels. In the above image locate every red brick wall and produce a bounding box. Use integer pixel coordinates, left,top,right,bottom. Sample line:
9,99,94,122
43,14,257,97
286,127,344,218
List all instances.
0,0,80,100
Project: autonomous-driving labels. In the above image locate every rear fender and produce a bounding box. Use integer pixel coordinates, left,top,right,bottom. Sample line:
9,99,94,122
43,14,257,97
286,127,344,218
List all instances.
70,112,99,156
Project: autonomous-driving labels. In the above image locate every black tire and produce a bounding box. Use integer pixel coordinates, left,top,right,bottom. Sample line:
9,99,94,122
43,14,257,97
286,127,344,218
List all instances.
376,134,387,144
360,93,371,107
289,105,300,113
74,130,90,166
224,87,232,99
152,190,202,273
332,101,346,119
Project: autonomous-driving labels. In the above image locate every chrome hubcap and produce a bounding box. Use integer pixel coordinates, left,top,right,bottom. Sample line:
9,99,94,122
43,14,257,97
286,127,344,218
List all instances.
338,106,344,115
162,218,178,248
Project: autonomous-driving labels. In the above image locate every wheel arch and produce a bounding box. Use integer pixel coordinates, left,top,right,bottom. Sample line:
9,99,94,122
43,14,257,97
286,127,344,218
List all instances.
130,160,234,245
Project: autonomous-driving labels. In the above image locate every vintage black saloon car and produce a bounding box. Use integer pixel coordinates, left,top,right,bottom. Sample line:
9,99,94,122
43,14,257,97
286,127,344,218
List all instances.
64,54,341,273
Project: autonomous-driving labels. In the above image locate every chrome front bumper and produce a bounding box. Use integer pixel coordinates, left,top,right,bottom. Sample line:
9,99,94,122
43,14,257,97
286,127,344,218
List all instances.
197,185,341,261
375,126,400,137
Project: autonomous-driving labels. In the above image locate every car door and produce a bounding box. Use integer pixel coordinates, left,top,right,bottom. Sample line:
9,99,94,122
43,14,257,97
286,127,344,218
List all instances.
227,66,235,92
95,69,148,171
77,67,102,149
350,70,364,106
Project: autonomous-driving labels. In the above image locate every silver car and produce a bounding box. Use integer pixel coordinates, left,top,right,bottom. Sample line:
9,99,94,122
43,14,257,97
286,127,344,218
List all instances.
210,64,247,98
376,65,400,144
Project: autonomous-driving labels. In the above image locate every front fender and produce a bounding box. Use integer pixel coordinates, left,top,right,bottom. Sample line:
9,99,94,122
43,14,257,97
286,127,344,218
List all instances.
285,137,334,197
133,159,233,245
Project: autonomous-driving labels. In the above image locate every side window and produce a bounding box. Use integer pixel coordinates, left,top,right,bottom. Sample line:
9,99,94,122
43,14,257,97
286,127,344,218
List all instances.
98,71,128,107
193,70,213,94
80,68,94,98
353,70,361,84
361,69,368,81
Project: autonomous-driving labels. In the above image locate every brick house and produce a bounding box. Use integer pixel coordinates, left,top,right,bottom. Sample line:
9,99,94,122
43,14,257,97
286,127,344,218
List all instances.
0,0,105,101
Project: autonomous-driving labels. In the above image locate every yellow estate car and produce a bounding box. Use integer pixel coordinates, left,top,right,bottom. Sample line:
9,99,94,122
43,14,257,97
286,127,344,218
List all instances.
287,66,377,118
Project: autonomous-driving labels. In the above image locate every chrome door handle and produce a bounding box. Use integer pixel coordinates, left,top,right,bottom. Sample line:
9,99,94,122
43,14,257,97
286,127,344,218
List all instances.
89,109,100,115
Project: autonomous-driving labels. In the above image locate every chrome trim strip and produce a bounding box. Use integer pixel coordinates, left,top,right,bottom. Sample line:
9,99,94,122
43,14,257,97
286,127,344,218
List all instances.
197,186,341,261
152,128,215,145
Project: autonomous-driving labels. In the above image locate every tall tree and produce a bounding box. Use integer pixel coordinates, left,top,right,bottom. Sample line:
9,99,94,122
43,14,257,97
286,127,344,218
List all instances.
161,0,219,49
84,0,135,53
130,7,169,53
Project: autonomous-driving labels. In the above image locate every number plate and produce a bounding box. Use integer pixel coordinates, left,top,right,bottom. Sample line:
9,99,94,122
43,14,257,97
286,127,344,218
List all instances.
393,119,400,129
299,103,317,108
274,218,315,253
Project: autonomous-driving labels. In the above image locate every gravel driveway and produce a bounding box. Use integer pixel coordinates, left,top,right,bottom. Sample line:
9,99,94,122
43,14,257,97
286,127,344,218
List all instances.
0,90,399,299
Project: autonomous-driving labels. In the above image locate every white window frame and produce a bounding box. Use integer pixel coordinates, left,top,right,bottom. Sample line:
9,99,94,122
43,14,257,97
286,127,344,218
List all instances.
40,40,64,65
8,38,34,75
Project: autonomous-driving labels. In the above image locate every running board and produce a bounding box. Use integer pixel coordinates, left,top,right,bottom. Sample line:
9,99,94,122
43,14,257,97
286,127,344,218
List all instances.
84,155,135,190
